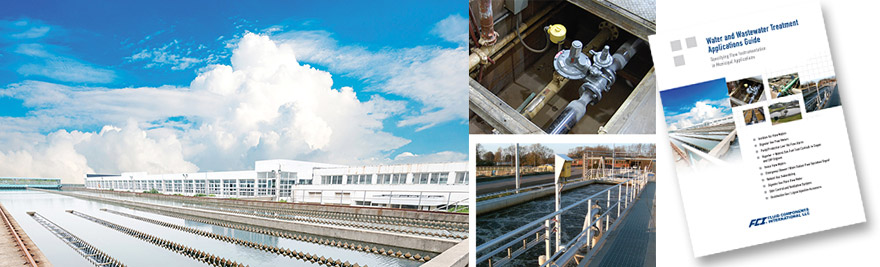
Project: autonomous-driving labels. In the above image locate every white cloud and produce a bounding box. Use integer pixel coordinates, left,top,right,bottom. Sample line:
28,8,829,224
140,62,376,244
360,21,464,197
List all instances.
275,26,467,131
11,26,49,39
666,99,731,131
13,43,116,83
3,19,50,39
129,40,207,70
431,15,468,44
393,151,467,163
2,32,453,182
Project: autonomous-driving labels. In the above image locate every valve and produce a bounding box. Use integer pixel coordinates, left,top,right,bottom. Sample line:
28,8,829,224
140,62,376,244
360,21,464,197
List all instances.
548,24,567,44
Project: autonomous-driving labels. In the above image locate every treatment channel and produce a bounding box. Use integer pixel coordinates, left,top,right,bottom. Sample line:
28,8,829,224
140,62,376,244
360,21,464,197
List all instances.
0,189,468,267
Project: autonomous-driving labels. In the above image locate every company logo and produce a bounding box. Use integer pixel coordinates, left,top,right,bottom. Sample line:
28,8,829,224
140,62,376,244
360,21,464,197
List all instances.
748,217,767,228
670,36,698,67
748,208,810,228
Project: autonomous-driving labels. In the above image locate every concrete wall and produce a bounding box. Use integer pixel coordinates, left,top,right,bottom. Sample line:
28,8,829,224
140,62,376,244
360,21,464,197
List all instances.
422,239,469,267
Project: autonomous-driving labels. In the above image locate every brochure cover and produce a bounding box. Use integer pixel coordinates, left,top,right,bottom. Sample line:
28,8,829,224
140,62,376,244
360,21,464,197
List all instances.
649,1,865,257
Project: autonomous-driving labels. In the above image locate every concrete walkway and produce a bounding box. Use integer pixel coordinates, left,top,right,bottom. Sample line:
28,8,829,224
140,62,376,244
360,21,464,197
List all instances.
0,203,52,267
587,181,656,267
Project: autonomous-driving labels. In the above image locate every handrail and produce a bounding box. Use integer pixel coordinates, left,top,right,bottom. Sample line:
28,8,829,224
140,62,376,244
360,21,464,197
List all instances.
476,172,648,265
477,169,639,200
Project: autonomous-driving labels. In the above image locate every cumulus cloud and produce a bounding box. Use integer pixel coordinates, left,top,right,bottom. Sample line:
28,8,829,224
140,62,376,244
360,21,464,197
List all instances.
275,29,467,131
666,99,731,131
0,121,196,183
2,32,465,182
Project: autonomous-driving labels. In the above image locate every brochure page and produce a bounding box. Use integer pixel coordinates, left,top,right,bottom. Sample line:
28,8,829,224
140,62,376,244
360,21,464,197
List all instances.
649,0,865,257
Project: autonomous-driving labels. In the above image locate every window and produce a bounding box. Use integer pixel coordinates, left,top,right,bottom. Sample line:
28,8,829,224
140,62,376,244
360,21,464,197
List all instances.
184,180,194,193
321,175,343,184
279,173,296,197
415,173,430,184
378,173,406,184
195,180,206,194
414,172,449,184
455,172,469,184
378,174,391,184
239,179,255,196
223,179,237,195
173,180,183,193
348,174,372,184
208,180,221,194
435,172,448,184
257,171,277,179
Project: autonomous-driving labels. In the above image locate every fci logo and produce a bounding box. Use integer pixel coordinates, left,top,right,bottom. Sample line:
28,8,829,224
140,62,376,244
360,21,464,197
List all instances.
749,217,767,227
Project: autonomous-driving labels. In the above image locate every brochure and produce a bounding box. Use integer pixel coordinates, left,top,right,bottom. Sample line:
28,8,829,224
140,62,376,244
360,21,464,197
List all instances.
649,0,865,257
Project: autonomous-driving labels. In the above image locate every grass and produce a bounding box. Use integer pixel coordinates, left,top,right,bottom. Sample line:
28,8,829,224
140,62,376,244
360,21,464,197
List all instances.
772,113,802,125
143,189,160,194
448,206,469,213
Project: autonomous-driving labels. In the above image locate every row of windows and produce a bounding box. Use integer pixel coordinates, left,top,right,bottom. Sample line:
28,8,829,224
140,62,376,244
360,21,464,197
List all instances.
87,178,280,196
320,172,468,185
86,171,469,193
257,171,297,179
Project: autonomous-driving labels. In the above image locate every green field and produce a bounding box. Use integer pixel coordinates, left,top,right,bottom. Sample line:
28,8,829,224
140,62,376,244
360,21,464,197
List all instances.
772,113,802,125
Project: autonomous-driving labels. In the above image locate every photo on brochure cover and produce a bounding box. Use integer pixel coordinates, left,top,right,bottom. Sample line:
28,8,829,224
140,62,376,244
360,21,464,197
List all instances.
660,78,742,173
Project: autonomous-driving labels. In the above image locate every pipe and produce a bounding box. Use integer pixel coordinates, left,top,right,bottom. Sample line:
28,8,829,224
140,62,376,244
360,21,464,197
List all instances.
469,3,561,72
520,26,616,119
546,39,642,134
516,13,550,53
546,93,593,134
478,0,497,46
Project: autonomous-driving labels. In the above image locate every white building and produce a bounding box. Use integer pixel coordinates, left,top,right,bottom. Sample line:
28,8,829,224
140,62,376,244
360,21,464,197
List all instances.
84,159,469,211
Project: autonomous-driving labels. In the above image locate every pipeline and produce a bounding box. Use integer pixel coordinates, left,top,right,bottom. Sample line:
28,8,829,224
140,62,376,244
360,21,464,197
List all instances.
67,210,250,267
546,39,643,134
101,208,431,263
469,3,563,72
28,212,126,267
478,0,497,46
1,204,39,267
778,76,800,97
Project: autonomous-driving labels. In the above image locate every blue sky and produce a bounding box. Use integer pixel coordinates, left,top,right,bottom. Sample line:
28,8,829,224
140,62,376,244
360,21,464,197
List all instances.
0,1,468,181
659,78,732,130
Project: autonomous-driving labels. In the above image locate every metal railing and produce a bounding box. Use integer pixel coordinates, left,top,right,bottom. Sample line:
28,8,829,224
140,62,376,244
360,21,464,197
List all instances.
476,169,650,266
476,168,645,200
476,166,553,178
